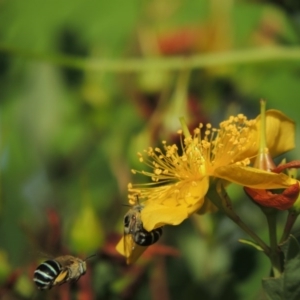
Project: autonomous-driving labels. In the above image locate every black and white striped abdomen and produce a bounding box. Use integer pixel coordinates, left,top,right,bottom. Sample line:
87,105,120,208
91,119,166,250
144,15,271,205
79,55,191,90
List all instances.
133,227,163,246
33,260,61,290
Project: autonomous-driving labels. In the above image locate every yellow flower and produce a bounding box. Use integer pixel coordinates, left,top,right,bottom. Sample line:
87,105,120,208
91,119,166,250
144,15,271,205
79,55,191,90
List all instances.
116,110,296,262
131,110,295,230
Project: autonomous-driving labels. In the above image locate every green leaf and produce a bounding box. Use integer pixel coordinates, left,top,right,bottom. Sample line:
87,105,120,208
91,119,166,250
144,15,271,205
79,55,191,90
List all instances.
263,235,300,300
283,257,300,299
69,198,104,253
238,238,264,251
280,235,300,262
262,277,283,300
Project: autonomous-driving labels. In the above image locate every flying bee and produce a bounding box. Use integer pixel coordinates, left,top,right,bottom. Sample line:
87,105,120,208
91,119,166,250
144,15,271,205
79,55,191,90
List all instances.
33,254,94,290
123,200,163,260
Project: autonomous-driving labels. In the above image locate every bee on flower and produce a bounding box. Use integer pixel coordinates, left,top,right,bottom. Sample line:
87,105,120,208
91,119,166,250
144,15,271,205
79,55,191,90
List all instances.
117,110,297,263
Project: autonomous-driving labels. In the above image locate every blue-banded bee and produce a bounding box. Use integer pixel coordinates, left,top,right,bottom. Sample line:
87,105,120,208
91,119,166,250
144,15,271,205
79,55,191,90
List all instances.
124,202,163,249
33,255,90,290
115,199,164,264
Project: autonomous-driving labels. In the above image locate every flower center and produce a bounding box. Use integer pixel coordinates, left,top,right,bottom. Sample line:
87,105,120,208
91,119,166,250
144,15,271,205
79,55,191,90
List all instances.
128,114,256,204
194,114,256,173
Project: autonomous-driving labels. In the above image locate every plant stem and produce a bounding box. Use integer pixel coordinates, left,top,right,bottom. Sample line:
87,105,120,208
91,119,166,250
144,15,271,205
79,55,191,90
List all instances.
207,184,270,256
279,210,299,243
1,45,300,72
258,100,267,152
265,211,282,277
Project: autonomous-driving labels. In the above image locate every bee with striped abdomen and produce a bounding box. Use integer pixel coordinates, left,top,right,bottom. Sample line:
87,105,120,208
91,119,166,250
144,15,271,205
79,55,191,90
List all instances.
33,255,89,290
123,201,163,255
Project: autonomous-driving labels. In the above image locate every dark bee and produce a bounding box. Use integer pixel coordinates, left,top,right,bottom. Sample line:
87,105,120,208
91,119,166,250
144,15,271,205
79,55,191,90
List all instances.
33,255,88,290
124,203,162,248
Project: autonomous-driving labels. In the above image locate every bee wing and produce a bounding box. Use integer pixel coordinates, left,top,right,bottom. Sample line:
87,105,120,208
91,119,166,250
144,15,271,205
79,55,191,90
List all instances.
116,235,148,264
52,268,69,286
51,256,74,286
55,255,74,267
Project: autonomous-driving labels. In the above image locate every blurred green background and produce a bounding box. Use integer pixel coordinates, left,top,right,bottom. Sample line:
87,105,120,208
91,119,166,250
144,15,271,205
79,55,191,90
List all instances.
1,0,300,299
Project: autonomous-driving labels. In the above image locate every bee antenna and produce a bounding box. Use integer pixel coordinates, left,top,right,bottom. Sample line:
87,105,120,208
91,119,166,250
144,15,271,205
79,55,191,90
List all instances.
135,194,140,204
85,254,97,261
122,203,131,207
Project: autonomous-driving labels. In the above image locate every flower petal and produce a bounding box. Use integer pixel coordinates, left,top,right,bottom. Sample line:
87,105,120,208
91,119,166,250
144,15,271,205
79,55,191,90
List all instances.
116,237,148,264
272,160,300,173
263,110,295,157
139,178,209,231
235,110,295,161
214,165,297,189
116,237,126,256
139,177,209,207
141,203,189,231
244,182,299,210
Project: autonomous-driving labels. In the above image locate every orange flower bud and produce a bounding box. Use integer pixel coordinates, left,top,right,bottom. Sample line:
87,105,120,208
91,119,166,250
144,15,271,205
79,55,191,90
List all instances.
244,182,299,210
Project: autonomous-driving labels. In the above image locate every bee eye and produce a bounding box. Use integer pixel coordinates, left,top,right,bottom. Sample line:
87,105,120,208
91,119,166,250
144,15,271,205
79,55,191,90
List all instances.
124,215,130,227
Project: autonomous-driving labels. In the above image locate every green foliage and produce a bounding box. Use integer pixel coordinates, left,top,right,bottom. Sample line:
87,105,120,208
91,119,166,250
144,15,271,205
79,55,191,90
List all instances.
68,199,104,253
263,236,300,300
0,0,300,299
